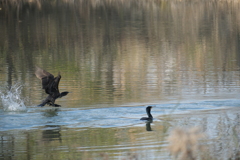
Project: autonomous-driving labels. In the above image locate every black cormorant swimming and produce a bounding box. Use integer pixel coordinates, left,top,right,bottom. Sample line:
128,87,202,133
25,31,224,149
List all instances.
35,66,69,107
140,106,153,121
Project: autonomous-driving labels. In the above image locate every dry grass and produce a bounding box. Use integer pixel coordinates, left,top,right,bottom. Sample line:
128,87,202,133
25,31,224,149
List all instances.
167,127,209,160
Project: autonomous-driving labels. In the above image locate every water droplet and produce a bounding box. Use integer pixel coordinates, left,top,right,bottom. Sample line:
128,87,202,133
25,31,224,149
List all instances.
0,83,27,112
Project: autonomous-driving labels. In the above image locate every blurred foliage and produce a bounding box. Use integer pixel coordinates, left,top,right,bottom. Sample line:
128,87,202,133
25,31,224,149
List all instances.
0,0,240,106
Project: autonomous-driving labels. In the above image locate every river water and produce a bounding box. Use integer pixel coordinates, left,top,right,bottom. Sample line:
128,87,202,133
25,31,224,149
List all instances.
0,0,240,159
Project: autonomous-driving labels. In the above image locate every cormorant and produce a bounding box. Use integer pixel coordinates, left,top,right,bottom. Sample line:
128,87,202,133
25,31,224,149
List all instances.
35,66,69,107
140,106,153,121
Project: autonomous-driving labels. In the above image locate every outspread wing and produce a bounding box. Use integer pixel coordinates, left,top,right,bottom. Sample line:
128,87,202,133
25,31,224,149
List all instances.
50,74,61,95
35,66,55,94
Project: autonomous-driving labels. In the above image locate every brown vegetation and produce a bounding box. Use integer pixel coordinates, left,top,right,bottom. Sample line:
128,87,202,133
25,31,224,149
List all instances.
168,127,207,160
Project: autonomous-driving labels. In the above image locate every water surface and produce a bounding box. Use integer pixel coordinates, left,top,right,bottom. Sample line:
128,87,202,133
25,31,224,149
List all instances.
1,0,240,159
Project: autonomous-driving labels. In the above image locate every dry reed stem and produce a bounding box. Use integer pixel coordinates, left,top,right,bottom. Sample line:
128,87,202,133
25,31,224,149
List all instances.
167,127,206,160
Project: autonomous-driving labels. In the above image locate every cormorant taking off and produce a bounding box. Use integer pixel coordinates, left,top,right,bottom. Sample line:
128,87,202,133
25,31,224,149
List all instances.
140,106,153,121
35,66,69,107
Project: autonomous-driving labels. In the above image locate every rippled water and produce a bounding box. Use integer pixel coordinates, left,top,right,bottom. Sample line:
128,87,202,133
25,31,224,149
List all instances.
1,0,240,159
1,86,239,159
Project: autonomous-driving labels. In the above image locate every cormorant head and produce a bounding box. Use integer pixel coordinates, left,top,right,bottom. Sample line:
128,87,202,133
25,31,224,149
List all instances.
146,106,153,118
57,73,61,79
146,106,152,111
59,91,69,98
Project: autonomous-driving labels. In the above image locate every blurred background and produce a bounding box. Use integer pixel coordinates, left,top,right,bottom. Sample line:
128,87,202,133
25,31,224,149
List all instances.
1,0,240,159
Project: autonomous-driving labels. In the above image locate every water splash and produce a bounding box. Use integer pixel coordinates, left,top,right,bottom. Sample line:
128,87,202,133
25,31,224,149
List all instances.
1,83,27,111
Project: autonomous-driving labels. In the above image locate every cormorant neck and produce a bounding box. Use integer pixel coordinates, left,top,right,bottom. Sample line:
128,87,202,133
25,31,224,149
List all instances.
146,108,153,118
147,112,153,118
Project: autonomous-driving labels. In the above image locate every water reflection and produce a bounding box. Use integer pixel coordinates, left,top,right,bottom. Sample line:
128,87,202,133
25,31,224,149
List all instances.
145,121,152,131
42,108,59,117
0,104,239,159
166,107,240,160
41,125,62,143
0,134,15,160
0,0,240,107
1,0,240,159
